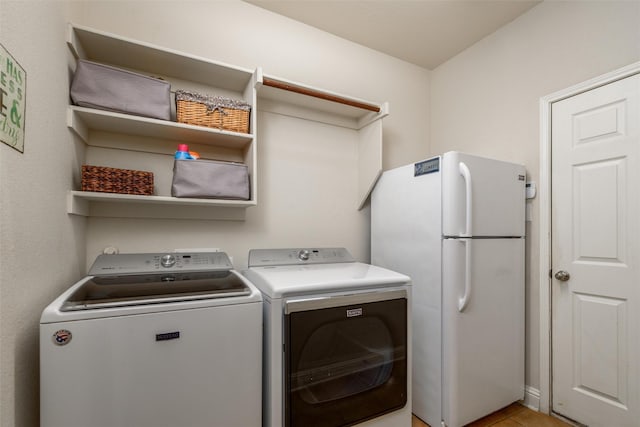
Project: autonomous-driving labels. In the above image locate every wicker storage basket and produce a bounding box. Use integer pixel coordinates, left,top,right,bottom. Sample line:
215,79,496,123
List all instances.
81,165,154,196
175,90,250,133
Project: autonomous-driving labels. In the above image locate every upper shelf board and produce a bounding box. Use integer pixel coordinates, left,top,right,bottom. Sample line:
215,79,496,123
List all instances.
67,23,254,92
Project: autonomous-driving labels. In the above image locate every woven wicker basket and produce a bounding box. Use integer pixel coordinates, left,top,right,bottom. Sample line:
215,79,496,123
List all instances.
81,165,154,196
175,89,250,133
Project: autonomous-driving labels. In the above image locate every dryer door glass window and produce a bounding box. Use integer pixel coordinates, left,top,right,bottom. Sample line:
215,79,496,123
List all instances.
285,296,407,427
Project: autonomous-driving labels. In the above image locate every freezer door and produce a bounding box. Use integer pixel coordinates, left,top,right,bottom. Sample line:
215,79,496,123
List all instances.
442,151,525,237
442,238,525,427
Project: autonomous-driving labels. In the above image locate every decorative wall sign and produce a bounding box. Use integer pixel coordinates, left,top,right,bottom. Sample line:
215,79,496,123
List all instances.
0,43,26,153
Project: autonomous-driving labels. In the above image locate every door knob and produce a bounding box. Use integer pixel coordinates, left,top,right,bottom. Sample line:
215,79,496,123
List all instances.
554,270,571,281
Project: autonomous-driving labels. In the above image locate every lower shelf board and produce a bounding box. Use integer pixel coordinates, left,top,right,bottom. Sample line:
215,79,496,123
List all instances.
67,191,255,220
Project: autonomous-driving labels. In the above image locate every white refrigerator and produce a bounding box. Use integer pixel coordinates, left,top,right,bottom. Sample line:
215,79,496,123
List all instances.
371,151,525,427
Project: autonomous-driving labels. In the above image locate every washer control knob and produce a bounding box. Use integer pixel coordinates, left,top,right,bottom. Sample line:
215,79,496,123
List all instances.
297,249,310,261
161,254,176,268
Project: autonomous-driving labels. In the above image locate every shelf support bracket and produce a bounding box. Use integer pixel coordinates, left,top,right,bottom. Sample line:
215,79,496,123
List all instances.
67,108,89,143
67,192,89,216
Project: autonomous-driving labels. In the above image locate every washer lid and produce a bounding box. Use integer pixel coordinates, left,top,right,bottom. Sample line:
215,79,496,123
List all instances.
243,262,410,299
61,270,250,311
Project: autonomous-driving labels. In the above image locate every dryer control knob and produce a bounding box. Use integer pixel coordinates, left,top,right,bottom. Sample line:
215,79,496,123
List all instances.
161,254,176,268
297,249,310,261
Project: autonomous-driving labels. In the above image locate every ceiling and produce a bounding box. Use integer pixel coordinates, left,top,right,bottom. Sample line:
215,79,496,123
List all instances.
243,0,541,70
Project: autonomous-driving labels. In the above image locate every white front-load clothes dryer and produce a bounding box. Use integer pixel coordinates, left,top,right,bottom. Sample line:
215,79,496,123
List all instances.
40,252,262,427
243,247,412,427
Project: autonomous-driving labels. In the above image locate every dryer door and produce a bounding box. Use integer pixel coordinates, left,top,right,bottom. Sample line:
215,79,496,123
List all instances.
284,289,408,427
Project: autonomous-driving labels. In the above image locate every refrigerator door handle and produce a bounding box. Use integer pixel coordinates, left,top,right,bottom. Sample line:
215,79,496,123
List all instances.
459,162,473,237
458,238,472,312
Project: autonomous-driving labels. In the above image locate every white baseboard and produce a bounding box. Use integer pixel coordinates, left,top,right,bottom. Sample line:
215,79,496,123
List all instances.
522,386,541,411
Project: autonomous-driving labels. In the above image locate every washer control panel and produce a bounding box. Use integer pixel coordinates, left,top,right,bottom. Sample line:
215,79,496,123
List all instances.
89,252,233,275
248,247,355,267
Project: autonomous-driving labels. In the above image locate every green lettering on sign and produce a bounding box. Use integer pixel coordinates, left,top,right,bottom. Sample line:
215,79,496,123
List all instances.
0,43,26,153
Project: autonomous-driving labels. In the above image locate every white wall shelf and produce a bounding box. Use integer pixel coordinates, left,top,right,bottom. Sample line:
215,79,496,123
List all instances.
65,23,388,217
256,74,388,208
66,23,259,219
68,191,254,220
257,74,389,130
68,24,255,93
68,106,254,149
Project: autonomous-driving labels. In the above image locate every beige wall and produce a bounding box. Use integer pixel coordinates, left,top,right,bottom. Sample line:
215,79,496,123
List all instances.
429,0,640,393
0,1,84,426
2,1,639,426
0,1,429,426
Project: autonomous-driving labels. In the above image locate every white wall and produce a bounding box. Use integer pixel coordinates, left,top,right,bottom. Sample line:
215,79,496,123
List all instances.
4,1,637,425
0,1,84,426
429,0,640,395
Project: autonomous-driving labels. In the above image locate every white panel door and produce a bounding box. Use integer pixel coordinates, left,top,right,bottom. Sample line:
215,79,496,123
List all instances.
551,73,640,426
442,238,524,427
442,151,526,238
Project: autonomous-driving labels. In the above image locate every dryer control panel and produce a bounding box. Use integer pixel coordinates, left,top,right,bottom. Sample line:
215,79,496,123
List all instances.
247,247,355,267
89,252,233,275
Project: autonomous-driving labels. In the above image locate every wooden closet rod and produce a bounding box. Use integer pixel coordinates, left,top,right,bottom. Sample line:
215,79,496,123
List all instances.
262,77,381,113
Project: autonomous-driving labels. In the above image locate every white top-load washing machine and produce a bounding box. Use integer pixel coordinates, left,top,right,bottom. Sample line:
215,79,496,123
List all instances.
243,247,412,427
40,252,262,427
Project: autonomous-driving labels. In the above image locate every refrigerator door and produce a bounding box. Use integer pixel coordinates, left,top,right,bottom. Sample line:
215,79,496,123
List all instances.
442,152,526,238
371,160,443,427
442,238,525,427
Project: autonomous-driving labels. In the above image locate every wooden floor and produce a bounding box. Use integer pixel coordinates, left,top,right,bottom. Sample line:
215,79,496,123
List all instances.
412,403,572,427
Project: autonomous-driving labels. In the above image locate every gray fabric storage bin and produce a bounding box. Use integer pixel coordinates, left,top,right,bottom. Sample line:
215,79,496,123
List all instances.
70,59,171,120
171,159,250,200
